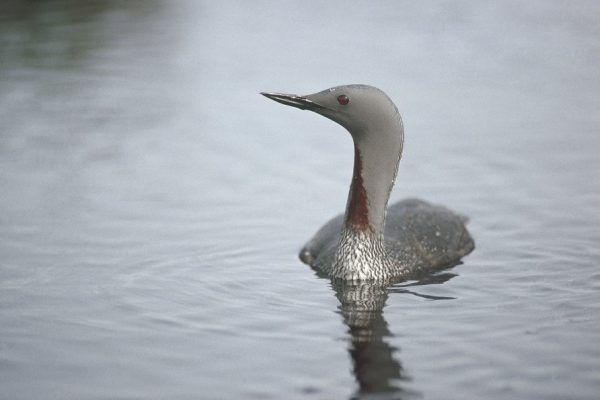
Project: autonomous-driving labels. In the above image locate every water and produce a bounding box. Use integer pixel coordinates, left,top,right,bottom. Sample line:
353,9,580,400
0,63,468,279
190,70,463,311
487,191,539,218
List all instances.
1,1,599,399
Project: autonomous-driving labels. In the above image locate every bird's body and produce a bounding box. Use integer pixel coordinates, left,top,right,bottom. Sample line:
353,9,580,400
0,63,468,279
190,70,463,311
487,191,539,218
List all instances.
300,198,474,280
262,84,474,281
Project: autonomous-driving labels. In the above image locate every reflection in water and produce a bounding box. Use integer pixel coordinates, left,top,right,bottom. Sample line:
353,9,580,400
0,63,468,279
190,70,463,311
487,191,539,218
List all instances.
329,273,457,399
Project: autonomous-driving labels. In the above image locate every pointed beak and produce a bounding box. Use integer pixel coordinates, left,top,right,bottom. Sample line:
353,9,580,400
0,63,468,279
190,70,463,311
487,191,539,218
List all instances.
261,92,326,112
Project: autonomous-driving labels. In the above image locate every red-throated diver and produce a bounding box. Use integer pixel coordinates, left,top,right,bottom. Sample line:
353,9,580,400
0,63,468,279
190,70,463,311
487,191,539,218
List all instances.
261,85,474,281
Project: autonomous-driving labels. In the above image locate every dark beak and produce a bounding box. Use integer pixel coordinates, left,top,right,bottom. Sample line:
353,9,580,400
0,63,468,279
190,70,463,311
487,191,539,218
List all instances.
261,92,326,112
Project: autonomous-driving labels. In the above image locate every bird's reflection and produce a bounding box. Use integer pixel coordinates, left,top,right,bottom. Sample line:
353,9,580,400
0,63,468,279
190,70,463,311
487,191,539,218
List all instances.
325,272,457,399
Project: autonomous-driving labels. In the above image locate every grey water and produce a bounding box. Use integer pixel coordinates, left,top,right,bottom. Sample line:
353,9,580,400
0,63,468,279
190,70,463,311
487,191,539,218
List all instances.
1,1,599,399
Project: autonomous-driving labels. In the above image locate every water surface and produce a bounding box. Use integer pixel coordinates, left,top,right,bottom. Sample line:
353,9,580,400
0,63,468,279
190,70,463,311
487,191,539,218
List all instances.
1,1,600,399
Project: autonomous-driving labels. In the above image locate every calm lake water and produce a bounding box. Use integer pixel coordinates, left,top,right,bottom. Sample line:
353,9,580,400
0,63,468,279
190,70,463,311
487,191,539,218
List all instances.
1,1,600,399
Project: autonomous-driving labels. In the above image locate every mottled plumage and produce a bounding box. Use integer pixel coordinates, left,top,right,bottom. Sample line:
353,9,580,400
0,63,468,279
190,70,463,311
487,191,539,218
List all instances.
301,199,474,280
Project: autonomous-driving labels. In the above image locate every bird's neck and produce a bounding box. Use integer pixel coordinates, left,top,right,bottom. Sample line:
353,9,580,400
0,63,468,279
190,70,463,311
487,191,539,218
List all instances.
334,141,399,280
344,145,371,232
335,120,403,280
343,141,399,238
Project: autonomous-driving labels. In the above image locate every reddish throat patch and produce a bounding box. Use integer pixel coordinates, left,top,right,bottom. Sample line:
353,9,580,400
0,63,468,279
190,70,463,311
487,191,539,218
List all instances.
345,146,369,231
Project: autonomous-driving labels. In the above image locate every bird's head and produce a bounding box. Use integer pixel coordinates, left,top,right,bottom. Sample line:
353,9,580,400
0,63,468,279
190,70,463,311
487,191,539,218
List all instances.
261,84,403,144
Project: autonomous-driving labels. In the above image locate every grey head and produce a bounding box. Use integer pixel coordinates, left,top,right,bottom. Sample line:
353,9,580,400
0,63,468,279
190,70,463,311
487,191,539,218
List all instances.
261,85,404,236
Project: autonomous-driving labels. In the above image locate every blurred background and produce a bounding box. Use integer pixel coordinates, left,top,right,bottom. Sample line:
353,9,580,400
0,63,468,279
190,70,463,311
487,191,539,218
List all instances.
1,1,599,399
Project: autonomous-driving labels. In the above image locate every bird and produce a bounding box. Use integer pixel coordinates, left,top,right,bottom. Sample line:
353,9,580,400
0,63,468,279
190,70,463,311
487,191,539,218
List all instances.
261,84,474,281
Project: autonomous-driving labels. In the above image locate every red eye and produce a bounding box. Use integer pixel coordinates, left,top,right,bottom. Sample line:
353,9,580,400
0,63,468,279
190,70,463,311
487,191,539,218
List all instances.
337,94,349,105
